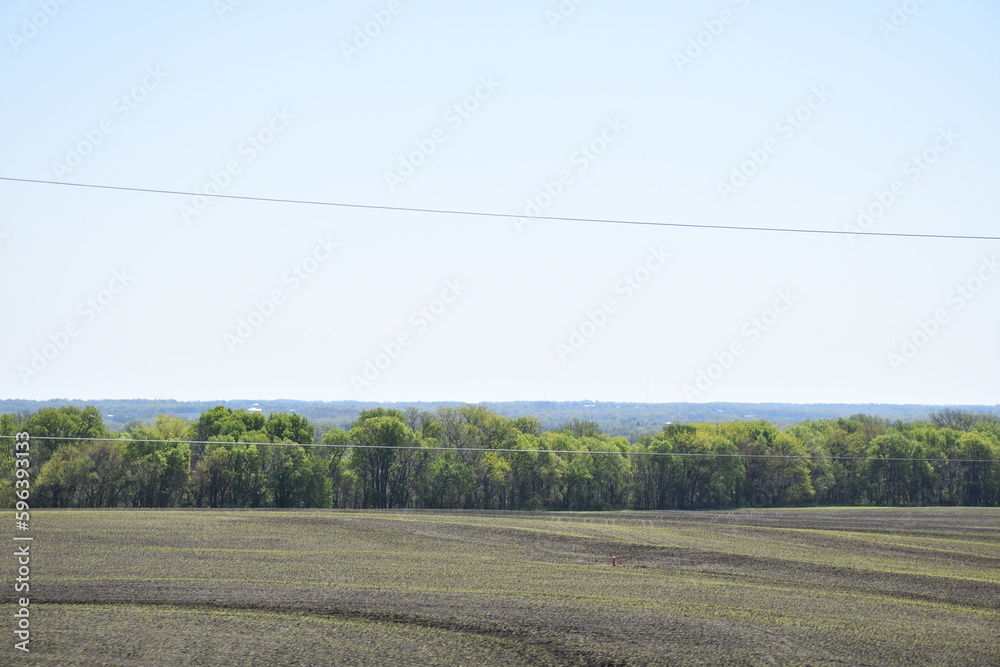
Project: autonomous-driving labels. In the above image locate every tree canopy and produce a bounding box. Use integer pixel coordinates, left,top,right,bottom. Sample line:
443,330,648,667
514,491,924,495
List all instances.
3,406,997,510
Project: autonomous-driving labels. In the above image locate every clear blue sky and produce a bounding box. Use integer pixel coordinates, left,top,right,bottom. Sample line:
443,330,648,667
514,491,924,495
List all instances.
2,0,998,405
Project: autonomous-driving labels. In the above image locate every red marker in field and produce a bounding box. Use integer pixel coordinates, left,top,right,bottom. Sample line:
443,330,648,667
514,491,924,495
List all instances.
612,556,617,566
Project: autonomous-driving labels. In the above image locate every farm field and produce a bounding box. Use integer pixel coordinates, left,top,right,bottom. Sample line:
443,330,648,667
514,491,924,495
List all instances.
6,507,1000,665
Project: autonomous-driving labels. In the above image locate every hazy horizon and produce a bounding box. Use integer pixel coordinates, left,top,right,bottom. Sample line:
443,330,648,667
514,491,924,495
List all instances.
5,397,998,410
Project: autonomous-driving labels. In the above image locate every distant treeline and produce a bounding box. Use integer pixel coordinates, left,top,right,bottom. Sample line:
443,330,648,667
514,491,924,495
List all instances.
2,405,998,510
4,399,997,439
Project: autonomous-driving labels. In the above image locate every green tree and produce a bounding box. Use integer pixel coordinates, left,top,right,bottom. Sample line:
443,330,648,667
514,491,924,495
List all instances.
556,418,603,439
422,452,475,508
320,428,354,507
864,431,921,505
25,406,107,467
124,415,192,507
265,446,331,508
265,413,315,444
189,447,231,508
34,440,129,507
405,407,444,440
585,437,633,510
349,415,420,508
956,432,996,505
226,440,267,507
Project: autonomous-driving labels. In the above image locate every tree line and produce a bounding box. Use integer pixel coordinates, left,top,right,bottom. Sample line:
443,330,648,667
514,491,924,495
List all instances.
2,405,998,510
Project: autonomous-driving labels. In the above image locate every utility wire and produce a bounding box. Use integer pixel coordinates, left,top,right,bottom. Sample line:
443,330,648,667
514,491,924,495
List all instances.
2,176,997,241
4,435,995,463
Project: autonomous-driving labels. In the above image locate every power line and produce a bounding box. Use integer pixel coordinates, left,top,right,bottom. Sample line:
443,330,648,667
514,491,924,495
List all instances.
2,176,997,241
3,435,995,463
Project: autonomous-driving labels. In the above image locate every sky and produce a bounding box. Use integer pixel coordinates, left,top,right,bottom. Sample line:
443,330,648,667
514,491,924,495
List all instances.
2,0,998,405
